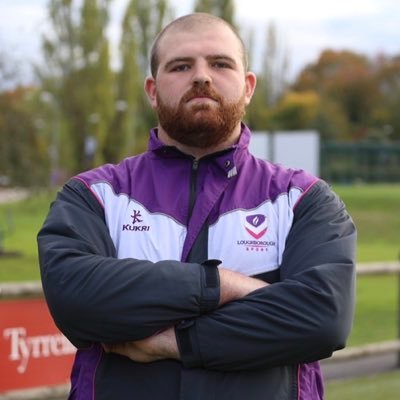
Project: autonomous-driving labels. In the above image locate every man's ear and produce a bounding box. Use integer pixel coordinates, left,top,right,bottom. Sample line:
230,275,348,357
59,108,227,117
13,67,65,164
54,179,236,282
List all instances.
244,71,257,106
144,76,157,109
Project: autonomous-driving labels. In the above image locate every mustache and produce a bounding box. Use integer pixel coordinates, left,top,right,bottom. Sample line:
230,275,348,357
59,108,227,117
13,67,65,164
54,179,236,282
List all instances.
181,84,222,103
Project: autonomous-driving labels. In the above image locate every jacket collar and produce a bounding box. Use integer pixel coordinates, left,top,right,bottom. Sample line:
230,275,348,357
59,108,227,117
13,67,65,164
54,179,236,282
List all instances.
148,123,251,174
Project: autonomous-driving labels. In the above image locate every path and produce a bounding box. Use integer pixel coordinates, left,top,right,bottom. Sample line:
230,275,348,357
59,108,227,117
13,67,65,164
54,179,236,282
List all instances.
322,352,399,381
0,188,29,204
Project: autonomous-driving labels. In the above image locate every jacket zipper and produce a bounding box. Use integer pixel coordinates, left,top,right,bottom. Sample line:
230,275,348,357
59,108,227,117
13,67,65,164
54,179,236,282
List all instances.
188,159,199,222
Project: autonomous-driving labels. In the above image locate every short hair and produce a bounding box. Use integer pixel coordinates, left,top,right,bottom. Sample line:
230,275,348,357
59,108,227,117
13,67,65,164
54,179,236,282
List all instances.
149,13,248,77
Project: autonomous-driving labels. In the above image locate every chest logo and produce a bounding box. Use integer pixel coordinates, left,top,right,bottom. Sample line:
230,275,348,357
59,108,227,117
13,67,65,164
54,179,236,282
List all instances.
122,209,150,232
131,210,143,224
245,214,268,239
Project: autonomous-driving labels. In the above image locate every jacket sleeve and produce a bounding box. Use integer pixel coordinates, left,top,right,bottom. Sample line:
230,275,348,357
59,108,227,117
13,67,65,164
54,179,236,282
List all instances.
37,179,220,348
175,180,356,371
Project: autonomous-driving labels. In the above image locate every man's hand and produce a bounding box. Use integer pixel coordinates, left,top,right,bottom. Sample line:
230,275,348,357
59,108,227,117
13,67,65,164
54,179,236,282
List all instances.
103,327,179,363
103,268,268,363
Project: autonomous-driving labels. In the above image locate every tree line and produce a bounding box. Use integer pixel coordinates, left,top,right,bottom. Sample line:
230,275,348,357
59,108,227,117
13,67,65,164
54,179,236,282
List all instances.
0,0,399,187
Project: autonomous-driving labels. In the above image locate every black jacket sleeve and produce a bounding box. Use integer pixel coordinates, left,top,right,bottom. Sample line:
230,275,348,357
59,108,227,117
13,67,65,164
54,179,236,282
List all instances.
176,180,356,371
37,179,220,348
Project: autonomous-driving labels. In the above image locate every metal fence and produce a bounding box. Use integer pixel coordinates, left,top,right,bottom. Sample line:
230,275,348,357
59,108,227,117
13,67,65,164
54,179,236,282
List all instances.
320,141,400,183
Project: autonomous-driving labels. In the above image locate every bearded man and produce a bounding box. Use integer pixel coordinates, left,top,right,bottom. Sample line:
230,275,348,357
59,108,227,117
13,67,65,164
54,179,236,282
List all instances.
38,13,356,400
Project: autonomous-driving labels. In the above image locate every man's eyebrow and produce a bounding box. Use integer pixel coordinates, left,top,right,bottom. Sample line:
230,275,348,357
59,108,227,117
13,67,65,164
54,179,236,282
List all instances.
206,54,237,65
163,54,238,70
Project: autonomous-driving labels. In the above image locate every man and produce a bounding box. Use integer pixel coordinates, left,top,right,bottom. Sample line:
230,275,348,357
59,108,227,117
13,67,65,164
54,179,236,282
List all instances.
38,13,356,400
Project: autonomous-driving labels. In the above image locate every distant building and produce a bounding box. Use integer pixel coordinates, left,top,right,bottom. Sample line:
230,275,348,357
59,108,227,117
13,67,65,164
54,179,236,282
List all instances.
250,130,320,177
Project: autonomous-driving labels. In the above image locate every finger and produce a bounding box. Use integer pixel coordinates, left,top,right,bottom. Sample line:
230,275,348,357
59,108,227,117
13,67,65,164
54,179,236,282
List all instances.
102,343,119,353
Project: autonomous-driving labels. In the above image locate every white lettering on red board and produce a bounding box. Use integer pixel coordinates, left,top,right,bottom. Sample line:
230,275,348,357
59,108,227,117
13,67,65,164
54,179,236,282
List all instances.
3,327,76,374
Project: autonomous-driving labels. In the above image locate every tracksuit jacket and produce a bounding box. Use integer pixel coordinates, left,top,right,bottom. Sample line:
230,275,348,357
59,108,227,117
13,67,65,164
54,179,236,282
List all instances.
38,124,356,400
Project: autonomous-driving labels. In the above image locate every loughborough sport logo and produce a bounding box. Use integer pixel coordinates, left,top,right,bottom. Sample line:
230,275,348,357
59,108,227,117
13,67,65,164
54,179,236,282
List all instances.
237,213,276,251
245,214,268,239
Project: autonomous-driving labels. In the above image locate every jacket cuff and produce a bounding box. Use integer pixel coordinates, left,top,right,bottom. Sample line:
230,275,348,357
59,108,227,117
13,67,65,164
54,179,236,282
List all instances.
175,259,221,369
175,319,202,368
199,259,221,314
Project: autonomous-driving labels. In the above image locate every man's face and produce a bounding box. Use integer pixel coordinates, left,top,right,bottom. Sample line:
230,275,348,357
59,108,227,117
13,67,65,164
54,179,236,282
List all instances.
145,23,256,149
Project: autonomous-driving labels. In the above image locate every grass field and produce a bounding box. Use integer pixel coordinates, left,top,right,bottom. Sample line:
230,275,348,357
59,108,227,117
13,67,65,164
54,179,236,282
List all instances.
0,190,55,281
348,274,398,346
333,184,400,262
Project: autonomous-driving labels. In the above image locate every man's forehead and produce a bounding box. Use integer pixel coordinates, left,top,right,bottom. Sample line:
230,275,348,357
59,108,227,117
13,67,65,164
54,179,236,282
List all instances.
158,25,242,62
163,22,238,42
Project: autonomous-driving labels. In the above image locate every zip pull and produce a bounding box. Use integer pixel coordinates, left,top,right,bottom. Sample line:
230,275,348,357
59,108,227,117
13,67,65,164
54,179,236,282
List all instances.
188,159,200,222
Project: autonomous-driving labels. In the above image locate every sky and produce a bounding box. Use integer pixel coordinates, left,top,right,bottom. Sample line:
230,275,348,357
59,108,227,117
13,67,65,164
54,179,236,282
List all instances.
0,0,399,85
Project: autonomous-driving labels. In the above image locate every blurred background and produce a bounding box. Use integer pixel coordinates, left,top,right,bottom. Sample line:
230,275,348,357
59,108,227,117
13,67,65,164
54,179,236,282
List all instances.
0,1,399,399
1,0,400,184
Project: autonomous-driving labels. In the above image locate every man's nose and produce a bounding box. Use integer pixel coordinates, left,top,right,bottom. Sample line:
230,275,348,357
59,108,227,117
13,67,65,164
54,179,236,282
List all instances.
192,62,212,85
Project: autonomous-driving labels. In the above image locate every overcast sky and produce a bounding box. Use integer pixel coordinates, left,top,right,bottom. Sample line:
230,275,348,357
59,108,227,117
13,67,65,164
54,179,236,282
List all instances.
0,0,399,85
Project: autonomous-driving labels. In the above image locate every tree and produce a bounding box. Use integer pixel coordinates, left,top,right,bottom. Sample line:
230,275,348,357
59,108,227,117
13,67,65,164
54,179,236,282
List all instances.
102,0,143,163
126,0,172,74
0,49,49,187
292,50,380,140
372,54,400,140
108,0,173,156
272,90,320,130
259,22,290,107
0,87,49,186
40,0,114,173
39,0,176,174
246,23,290,131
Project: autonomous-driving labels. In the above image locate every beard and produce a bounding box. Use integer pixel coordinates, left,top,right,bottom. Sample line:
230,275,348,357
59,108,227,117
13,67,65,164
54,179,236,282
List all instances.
156,84,246,149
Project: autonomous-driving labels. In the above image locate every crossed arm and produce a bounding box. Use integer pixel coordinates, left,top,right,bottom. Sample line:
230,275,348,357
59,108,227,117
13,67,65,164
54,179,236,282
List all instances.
39,179,356,370
103,267,268,362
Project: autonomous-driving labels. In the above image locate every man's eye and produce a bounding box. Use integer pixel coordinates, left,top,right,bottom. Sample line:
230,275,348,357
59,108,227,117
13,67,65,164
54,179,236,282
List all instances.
213,61,231,69
171,64,190,72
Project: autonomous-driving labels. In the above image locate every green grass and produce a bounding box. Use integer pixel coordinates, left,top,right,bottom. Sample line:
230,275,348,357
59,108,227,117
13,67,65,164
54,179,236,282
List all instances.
333,184,400,262
326,370,400,400
0,190,56,281
347,275,398,346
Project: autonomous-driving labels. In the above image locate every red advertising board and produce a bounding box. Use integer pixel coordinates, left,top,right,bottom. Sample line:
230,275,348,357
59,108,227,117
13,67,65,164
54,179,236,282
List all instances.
0,298,75,393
